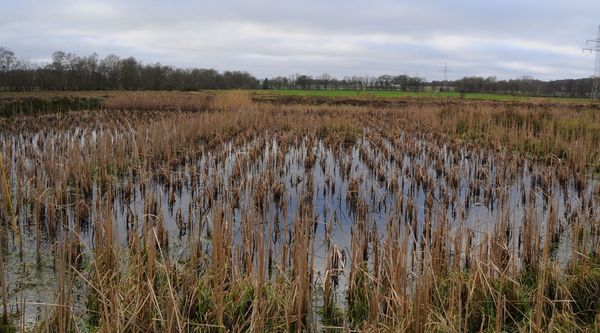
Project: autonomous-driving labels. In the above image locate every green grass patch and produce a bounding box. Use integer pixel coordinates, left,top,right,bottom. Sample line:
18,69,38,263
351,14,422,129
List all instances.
253,89,595,103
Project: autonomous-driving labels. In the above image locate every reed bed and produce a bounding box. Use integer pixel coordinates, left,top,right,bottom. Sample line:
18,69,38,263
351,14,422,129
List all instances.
0,91,599,332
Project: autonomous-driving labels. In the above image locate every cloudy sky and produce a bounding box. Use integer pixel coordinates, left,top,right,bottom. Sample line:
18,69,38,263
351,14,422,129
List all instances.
1,0,599,81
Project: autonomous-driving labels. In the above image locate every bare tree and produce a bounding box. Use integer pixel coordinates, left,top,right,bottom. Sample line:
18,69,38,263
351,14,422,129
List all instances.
99,54,121,89
0,47,17,89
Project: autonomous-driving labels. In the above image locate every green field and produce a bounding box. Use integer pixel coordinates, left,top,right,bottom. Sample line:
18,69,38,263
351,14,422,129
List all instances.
253,89,593,103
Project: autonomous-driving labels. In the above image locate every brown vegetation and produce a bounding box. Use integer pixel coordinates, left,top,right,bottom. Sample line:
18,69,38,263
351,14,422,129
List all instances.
0,91,599,332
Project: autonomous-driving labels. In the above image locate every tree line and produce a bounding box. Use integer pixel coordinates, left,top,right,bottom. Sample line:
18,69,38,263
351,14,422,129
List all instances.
0,47,260,91
264,74,595,98
0,46,596,98
440,76,593,98
263,74,427,92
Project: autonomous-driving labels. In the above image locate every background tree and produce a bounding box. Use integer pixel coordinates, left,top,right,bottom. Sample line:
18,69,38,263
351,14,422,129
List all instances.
0,47,17,90
99,54,121,89
119,57,141,90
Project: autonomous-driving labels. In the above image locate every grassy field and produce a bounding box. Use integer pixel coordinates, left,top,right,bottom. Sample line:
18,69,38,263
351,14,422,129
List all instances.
253,89,594,103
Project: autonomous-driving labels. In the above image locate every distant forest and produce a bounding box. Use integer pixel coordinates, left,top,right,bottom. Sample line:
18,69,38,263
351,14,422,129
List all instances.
0,47,260,91
0,46,595,98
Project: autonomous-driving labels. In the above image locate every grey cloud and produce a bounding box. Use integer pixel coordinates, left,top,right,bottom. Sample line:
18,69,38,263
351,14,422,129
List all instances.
1,0,598,80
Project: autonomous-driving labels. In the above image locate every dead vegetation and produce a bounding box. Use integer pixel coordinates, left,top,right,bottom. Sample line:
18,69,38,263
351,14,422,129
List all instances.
0,91,599,332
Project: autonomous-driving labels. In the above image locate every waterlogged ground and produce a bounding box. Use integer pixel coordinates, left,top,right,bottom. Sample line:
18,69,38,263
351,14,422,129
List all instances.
2,123,598,328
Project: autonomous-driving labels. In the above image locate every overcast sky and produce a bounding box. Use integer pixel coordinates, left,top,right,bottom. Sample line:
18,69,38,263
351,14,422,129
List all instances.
1,0,599,81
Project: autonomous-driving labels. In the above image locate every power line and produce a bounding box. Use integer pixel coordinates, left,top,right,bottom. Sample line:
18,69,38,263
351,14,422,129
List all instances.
583,25,600,99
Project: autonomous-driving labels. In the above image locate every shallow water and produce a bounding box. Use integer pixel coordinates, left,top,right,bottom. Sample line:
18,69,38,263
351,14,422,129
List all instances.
1,124,599,327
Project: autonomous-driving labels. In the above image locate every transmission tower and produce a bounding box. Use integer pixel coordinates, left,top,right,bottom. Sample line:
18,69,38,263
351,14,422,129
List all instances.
438,63,452,92
583,26,600,99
